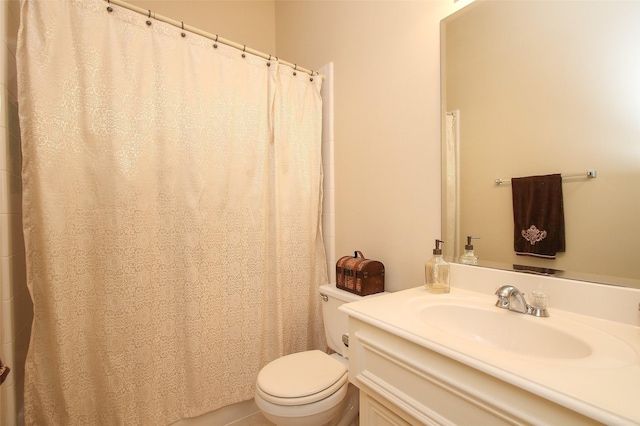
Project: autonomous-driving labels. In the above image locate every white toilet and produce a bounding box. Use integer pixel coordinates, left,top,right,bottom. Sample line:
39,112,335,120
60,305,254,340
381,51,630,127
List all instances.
255,284,384,426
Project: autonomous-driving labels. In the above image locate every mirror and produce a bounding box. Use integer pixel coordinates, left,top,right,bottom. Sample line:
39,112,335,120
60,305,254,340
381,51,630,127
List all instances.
441,0,640,288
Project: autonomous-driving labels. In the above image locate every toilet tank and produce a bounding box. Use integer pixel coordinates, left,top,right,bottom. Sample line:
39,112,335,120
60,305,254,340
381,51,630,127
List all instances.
319,284,386,358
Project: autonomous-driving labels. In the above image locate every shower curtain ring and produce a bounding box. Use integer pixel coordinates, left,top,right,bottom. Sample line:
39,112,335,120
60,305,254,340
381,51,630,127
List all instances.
146,10,152,25
242,45,246,58
181,22,186,37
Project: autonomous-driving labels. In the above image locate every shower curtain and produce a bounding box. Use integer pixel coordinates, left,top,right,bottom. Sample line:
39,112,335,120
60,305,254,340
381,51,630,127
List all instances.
444,111,460,262
17,0,327,424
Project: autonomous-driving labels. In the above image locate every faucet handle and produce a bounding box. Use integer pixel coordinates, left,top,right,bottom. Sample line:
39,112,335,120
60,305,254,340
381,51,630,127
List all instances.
529,291,550,317
530,291,549,309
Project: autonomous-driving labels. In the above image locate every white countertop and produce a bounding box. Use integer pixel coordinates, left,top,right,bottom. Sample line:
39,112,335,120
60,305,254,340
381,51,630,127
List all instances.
340,285,640,425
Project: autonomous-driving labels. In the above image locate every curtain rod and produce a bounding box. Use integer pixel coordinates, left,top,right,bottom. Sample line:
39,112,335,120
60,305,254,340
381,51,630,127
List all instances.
105,0,322,79
494,170,597,186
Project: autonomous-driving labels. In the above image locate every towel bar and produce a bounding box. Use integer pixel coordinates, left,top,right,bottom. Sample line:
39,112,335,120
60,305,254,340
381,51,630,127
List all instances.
494,170,597,186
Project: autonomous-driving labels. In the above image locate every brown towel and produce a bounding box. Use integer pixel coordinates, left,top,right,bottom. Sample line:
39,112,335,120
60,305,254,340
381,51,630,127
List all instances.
0,356,9,385
512,174,565,258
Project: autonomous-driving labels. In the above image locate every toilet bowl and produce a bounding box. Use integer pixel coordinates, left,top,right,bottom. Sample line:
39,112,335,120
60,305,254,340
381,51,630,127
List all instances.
255,284,385,426
255,351,350,426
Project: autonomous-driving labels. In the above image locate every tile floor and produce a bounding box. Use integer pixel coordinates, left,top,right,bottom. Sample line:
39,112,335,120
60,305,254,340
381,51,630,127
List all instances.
172,400,275,426
227,412,274,426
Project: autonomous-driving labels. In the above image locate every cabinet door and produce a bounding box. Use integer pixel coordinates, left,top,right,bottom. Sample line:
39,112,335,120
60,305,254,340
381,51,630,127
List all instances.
360,392,414,426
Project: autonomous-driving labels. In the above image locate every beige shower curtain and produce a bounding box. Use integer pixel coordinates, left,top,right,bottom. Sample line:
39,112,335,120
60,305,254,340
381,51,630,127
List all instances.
17,0,327,424
444,110,460,262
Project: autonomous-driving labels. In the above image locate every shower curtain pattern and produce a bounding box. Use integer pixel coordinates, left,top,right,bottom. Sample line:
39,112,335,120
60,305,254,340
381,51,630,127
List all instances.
18,0,327,424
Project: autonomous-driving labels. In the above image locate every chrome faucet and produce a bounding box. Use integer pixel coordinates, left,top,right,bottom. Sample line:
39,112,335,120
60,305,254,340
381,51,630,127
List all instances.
494,285,549,317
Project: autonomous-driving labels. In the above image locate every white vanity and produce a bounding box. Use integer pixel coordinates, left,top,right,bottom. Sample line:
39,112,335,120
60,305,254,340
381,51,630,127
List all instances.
340,264,640,425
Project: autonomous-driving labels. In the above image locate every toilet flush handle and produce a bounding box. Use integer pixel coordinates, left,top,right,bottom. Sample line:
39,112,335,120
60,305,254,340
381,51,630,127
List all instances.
342,334,349,347
320,292,328,302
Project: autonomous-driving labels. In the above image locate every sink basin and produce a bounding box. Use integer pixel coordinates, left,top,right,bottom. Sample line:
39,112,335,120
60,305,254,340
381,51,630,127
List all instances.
420,303,591,359
406,296,637,368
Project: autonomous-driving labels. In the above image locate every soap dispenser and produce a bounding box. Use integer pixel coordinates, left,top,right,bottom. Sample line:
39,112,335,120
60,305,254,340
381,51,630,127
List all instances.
460,236,479,265
425,239,450,294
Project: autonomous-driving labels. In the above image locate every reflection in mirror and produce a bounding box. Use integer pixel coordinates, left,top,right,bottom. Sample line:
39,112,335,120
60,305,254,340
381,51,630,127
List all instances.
441,0,640,288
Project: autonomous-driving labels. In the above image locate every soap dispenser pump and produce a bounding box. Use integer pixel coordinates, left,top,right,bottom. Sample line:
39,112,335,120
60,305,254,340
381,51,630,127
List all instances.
460,236,479,265
425,239,450,294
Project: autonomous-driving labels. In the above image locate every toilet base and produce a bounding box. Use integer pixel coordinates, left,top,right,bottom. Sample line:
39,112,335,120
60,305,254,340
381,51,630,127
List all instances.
330,383,359,426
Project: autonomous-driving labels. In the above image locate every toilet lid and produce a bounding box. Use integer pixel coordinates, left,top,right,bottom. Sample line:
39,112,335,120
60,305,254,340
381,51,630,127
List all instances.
256,350,348,404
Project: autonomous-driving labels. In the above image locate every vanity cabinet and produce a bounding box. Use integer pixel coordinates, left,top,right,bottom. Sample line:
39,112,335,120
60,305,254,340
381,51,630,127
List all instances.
360,392,412,426
348,318,602,425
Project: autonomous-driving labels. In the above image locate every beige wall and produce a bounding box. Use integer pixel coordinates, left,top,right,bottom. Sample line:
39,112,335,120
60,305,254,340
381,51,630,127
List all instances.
130,1,277,54
276,1,462,291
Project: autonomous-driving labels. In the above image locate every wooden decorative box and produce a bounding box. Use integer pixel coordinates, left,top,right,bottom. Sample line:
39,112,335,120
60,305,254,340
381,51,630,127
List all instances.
336,251,385,296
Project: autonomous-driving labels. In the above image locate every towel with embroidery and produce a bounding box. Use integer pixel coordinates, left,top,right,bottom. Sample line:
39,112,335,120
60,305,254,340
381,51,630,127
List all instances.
512,173,565,258
0,356,9,385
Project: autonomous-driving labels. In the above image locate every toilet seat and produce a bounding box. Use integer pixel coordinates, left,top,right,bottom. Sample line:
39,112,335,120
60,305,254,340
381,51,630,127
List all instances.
256,350,348,406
